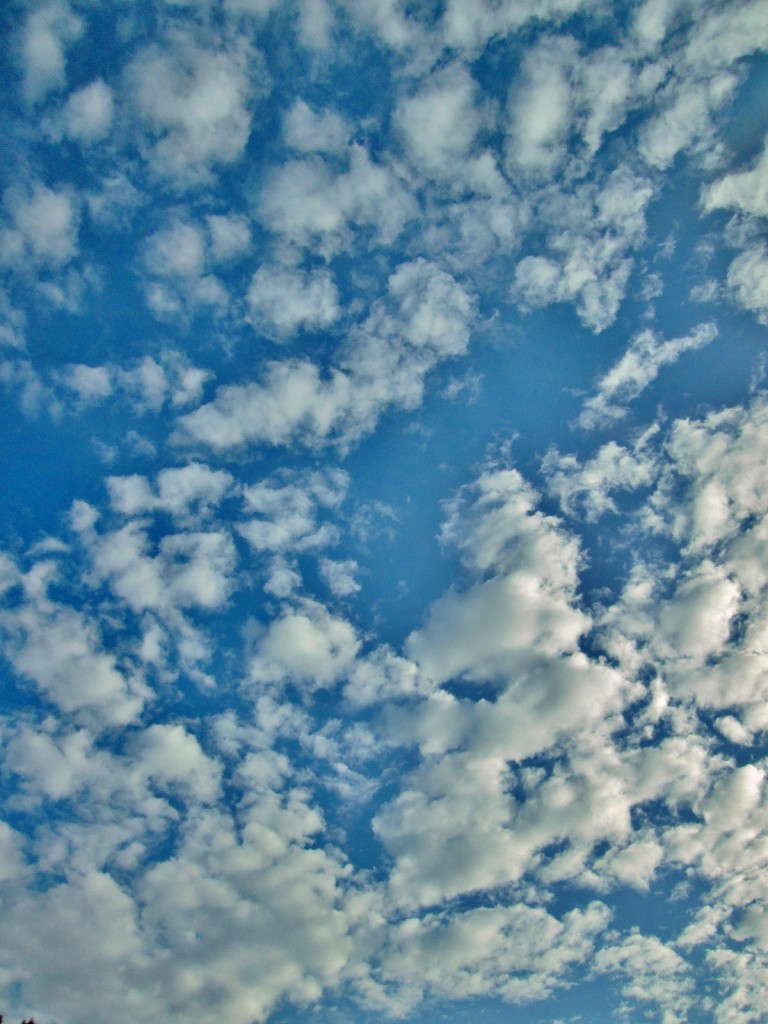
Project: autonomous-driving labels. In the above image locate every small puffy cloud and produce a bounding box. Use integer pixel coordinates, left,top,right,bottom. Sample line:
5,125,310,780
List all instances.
247,264,340,339
319,557,360,596
0,183,80,270
283,99,349,153
593,931,694,1022
126,36,262,186
578,322,718,429
702,139,768,219
177,258,474,451
385,258,475,356
542,429,659,521
50,79,114,143
107,464,233,521
132,723,221,804
724,243,768,324
249,600,361,690
639,72,737,170
56,363,112,404
15,0,83,104
87,520,238,614
0,577,148,727
513,169,654,332
238,468,346,554
175,359,353,449
143,220,206,279
506,36,576,178
378,901,610,1008
206,213,251,262
258,145,417,255
396,63,483,177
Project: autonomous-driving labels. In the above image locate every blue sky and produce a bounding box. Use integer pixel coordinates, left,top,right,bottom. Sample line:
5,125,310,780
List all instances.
1,2,768,1023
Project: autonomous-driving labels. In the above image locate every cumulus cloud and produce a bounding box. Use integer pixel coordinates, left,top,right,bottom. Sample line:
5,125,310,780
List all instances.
0,561,148,728
126,35,264,186
175,258,475,450
248,599,361,691
247,263,340,339
258,145,417,255
107,464,234,522
396,62,484,178
238,468,346,554
15,0,83,104
513,168,654,331
283,98,349,153
506,36,576,178
0,182,80,270
542,427,659,521
725,244,768,324
578,321,718,428
46,78,114,143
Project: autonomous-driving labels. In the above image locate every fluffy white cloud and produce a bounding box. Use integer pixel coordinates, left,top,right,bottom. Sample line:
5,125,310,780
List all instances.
238,468,346,554
0,182,80,269
542,427,659,520
206,213,251,262
726,244,768,324
396,63,484,178
247,263,340,339
107,464,234,521
639,71,737,170
248,600,360,690
0,561,149,728
283,98,349,153
578,321,717,428
176,259,475,450
506,36,576,178
258,145,417,255
88,521,237,613
376,900,610,1010
126,35,263,186
15,0,83,103
513,168,654,331
703,139,768,218
48,78,114,143
593,931,694,1023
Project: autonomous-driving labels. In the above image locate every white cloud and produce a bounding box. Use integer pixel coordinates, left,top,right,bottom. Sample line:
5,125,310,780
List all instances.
725,244,768,324
578,321,718,428
506,36,575,178
144,219,206,278
56,362,113,404
107,464,233,521
247,264,340,339
15,0,83,104
593,931,694,1023
0,182,80,269
319,557,360,596
639,72,738,170
206,213,251,262
376,900,610,1010
176,259,474,451
542,428,659,521
238,468,346,553
88,522,237,613
258,145,417,255
513,168,654,332
248,600,360,691
0,564,148,728
396,63,484,178
126,35,263,186
283,98,349,153
50,78,114,143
